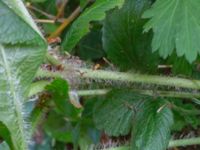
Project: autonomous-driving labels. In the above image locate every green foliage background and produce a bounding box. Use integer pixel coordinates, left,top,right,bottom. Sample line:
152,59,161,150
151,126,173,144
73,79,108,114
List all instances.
1,0,200,150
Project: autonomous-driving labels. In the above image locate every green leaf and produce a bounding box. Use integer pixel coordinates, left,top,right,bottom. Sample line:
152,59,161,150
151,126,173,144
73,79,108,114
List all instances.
77,29,105,60
131,100,174,150
0,0,47,149
61,0,125,52
166,53,193,76
170,100,200,131
0,122,14,149
44,111,73,142
103,0,160,73
46,79,81,119
80,0,88,8
93,90,148,136
143,0,200,63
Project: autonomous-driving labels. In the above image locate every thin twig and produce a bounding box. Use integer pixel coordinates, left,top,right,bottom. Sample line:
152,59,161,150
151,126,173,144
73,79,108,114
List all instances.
48,6,81,38
26,4,65,23
34,19,55,24
55,0,69,20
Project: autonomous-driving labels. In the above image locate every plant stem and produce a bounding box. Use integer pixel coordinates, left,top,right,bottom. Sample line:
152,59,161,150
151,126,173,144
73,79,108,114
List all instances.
36,68,200,90
168,137,200,148
29,81,200,99
77,89,110,96
78,68,200,90
26,4,64,23
105,146,129,150
76,89,200,99
49,6,81,38
55,0,69,20
39,54,200,98
105,137,200,150
34,19,55,24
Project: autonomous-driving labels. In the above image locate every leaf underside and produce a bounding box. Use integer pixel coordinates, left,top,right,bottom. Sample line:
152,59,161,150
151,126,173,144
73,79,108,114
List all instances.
0,0,46,149
143,0,200,63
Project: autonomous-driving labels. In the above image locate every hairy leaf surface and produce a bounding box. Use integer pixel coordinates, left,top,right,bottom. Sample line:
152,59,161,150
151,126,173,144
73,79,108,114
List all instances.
0,0,47,149
103,0,160,73
143,0,200,63
61,0,125,52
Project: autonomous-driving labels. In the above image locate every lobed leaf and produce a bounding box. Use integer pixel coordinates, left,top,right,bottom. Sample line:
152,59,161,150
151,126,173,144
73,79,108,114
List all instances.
143,0,200,63
103,0,160,73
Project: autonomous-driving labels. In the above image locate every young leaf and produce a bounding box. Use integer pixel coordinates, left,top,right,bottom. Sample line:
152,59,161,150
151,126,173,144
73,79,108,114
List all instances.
46,79,81,119
103,0,160,73
93,90,149,136
131,100,174,150
0,0,47,149
143,0,200,63
61,0,125,52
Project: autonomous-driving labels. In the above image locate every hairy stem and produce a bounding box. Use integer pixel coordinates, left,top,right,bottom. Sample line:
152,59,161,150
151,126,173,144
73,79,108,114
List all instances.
78,68,200,90
76,89,200,99
105,137,200,150
37,67,200,90
38,54,200,98
29,80,200,99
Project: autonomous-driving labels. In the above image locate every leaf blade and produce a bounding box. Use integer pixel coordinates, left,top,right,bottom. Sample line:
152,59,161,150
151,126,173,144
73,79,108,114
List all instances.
131,100,174,150
93,90,148,136
103,0,160,73
143,0,200,63
0,1,47,149
61,0,125,52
